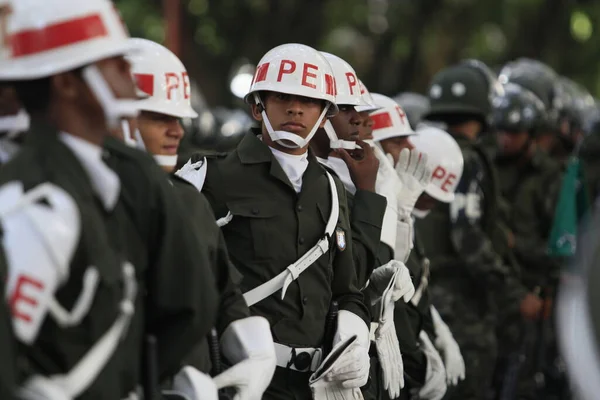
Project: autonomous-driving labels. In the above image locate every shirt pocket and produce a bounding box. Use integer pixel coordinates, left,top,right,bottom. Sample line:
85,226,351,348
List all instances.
226,199,280,261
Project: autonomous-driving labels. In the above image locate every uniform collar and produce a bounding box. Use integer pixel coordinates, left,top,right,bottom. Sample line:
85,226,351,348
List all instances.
59,132,121,211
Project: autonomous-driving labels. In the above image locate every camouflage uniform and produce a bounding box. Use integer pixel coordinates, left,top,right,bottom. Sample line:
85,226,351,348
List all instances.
420,62,529,400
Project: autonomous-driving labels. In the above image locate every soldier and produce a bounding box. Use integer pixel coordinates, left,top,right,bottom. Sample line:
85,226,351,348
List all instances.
0,0,219,397
418,60,541,400
491,82,564,400
368,95,450,400
199,43,371,400
126,38,276,400
309,56,419,400
498,59,568,165
356,81,379,142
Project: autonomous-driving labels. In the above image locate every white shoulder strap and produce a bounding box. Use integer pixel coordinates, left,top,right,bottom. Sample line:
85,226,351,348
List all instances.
243,171,339,306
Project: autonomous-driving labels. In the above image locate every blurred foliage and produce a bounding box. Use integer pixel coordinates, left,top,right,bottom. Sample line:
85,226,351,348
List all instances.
115,0,600,109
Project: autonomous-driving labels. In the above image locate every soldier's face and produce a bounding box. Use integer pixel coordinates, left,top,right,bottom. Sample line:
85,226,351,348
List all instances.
330,105,362,142
252,92,327,141
380,136,414,166
497,130,529,155
357,111,374,141
137,111,184,169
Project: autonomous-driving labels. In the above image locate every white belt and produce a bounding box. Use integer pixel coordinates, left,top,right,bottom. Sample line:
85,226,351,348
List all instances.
274,343,323,372
243,172,340,306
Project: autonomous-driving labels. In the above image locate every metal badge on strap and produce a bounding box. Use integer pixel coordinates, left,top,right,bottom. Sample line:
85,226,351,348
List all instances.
243,171,340,306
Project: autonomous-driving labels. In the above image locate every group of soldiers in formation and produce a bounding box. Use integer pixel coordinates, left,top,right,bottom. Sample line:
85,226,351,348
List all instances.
0,0,599,399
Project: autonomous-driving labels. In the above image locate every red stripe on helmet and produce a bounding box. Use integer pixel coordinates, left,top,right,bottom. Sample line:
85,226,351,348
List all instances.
10,14,109,58
134,73,154,96
371,111,393,130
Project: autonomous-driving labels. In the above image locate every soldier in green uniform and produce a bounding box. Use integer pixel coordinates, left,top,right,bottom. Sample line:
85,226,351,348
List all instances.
0,1,219,397
200,43,371,400
418,60,542,400
491,82,564,399
126,38,276,400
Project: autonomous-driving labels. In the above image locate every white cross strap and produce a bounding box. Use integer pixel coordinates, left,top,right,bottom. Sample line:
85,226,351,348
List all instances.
243,171,339,306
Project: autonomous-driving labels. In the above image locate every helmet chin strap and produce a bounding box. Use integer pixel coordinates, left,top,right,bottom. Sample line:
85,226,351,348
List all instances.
412,208,431,219
83,65,140,130
254,94,329,149
120,120,146,151
0,109,30,138
153,154,178,167
324,120,359,150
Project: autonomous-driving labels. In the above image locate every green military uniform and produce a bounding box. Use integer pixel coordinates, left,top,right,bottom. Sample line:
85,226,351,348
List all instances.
201,131,369,400
168,175,250,374
103,137,220,388
496,150,562,289
416,133,529,400
0,122,219,398
0,246,16,399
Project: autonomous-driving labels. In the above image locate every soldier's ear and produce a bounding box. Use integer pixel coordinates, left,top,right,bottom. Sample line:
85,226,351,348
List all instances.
51,71,80,101
250,103,263,122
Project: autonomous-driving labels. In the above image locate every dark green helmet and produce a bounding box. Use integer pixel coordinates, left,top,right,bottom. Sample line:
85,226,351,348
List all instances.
498,58,563,131
492,83,547,135
425,59,502,127
393,92,430,128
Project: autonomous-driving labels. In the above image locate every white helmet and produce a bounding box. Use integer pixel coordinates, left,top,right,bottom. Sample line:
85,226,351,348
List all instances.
244,43,337,149
320,52,370,149
128,38,197,120
356,80,380,113
409,126,463,204
370,93,414,142
0,0,139,128
125,38,196,167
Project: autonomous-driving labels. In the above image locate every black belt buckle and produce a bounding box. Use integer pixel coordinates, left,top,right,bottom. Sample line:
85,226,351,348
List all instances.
287,348,313,372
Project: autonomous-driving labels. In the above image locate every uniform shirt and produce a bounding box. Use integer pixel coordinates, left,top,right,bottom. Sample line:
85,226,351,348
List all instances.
103,137,219,385
496,150,562,286
201,131,369,347
417,133,528,321
0,122,136,398
317,156,387,288
169,175,250,373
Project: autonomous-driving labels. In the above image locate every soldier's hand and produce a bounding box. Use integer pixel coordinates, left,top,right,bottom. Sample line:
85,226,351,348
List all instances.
519,293,544,320
335,140,379,192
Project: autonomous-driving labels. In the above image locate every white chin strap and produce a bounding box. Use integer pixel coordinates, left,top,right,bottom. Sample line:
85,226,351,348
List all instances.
82,65,140,130
364,139,375,147
324,120,359,150
412,208,431,219
120,120,146,151
0,109,30,138
154,155,178,167
254,94,328,149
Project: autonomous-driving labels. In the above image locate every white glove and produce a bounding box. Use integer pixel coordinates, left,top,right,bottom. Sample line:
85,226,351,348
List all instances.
17,375,71,400
328,310,370,388
213,316,276,400
364,260,415,305
391,149,432,262
373,145,401,253
309,335,364,400
418,331,447,400
168,366,218,400
430,306,465,386
393,148,432,214
374,268,405,398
